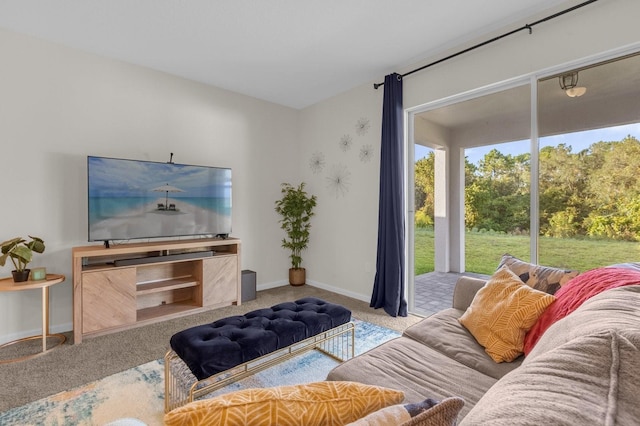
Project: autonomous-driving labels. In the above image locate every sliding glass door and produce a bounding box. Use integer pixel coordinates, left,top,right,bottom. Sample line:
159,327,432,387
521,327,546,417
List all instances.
410,83,531,316
537,53,640,268
407,49,640,315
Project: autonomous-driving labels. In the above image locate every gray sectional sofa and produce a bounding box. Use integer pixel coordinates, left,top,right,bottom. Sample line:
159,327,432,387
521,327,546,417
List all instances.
327,276,640,425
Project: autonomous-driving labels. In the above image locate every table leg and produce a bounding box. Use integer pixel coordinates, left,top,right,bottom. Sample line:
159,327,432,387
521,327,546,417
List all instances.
42,286,50,352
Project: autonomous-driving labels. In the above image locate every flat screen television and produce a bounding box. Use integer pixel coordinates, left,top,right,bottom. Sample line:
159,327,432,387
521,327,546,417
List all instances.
87,156,232,243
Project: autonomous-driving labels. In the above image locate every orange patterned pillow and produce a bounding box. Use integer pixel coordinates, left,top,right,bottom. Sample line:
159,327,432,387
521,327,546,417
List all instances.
164,381,404,426
459,266,556,363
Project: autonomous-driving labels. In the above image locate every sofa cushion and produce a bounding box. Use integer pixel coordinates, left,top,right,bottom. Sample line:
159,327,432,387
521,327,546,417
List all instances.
164,381,404,426
347,397,465,426
451,277,487,311
327,336,497,419
403,309,522,380
458,266,555,363
459,329,640,426
525,285,640,361
523,267,640,355
498,254,578,294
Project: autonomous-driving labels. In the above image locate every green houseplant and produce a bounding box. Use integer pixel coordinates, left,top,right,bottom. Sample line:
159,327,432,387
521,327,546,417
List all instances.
274,183,317,286
0,236,46,282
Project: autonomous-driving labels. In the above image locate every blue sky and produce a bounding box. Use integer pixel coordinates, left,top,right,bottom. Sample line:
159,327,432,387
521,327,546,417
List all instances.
415,123,640,165
88,156,231,198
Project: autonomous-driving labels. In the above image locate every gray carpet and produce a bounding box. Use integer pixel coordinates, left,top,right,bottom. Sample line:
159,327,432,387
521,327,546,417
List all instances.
0,285,422,412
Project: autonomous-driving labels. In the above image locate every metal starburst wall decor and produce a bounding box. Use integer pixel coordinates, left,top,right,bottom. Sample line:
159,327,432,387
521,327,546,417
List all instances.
339,134,353,152
326,163,351,198
359,144,373,163
355,117,370,136
309,151,326,174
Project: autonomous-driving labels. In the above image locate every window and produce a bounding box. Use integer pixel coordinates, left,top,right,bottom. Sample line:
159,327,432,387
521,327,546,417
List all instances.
537,53,640,269
408,50,640,317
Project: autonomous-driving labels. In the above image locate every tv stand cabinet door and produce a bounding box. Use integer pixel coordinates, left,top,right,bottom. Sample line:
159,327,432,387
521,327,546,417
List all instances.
202,256,238,306
82,268,137,334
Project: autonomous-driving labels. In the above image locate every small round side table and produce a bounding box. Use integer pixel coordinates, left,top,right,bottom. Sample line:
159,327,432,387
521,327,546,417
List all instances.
0,273,66,363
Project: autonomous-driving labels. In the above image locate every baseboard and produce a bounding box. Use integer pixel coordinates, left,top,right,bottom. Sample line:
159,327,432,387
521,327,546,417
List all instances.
1,322,73,345
256,280,289,291
306,280,370,303
256,278,369,303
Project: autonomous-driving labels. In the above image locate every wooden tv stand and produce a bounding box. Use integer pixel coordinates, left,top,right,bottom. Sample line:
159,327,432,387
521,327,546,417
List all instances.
72,238,241,344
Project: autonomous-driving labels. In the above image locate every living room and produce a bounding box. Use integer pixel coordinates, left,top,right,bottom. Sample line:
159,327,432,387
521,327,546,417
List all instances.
1,0,639,424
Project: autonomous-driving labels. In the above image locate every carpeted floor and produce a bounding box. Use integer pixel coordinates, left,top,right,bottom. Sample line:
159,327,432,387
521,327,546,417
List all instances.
0,285,422,413
0,319,401,425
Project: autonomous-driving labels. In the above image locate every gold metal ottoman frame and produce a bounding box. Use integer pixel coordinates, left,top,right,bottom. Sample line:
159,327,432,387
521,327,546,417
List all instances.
164,321,355,413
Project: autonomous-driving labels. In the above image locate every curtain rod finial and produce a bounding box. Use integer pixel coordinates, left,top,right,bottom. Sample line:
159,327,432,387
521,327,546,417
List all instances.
373,82,383,90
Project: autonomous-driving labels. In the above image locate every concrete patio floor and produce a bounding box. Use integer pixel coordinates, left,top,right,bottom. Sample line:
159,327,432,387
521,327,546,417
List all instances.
412,271,489,317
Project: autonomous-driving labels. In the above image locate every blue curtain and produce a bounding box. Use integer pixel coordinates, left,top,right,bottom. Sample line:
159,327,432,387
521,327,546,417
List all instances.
370,73,407,317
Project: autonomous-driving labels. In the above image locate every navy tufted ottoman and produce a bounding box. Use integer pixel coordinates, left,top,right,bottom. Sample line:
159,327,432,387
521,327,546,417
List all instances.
164,297,355,411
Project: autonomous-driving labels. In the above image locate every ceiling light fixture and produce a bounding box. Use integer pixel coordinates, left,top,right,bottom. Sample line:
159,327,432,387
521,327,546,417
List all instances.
559,71,587,97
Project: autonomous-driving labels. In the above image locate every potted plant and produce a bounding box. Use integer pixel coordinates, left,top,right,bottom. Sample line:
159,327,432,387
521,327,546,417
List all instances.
274,183,317,286
0,236,46,282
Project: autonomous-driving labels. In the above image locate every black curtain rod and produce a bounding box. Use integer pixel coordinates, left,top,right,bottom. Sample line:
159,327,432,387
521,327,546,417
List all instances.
373,0,600,89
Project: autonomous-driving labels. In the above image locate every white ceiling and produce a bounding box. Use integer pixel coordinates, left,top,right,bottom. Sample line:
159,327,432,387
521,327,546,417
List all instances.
0,0,584,109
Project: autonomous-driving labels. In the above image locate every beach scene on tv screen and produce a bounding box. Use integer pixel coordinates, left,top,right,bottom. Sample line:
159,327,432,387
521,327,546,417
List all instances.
88,157,232,241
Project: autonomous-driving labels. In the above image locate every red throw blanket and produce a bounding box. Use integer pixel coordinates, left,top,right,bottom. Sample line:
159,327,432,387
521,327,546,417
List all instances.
523,267,640,355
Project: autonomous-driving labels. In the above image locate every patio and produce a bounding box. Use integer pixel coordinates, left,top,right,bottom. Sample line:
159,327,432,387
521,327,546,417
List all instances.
412,271,489,317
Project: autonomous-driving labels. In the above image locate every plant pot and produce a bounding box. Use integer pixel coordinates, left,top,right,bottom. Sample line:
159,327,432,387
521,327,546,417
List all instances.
289,268,306,286
12,269,31,283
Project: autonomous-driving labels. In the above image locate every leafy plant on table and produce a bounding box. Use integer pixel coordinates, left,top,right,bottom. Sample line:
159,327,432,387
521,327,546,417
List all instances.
0,236,46,272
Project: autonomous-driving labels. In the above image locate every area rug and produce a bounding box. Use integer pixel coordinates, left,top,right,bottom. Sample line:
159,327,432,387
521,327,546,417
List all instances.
0,319,400,426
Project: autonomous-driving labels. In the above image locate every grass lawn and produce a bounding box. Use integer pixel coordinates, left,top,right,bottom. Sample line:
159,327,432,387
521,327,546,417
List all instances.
415,228,640,275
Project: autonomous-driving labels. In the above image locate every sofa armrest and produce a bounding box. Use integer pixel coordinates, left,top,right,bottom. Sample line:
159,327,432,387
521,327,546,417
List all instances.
452,277,487,311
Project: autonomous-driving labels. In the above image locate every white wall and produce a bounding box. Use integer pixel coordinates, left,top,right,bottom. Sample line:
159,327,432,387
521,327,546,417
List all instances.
298,0,640,300
0,28,299,343
298,85,383,301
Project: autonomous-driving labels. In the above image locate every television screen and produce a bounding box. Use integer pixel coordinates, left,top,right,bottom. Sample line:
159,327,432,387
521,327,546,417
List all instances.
87,156,232,242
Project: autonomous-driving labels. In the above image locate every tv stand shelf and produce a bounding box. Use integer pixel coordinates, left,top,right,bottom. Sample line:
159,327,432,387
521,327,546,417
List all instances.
72,238,241,344
136,279,198,295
